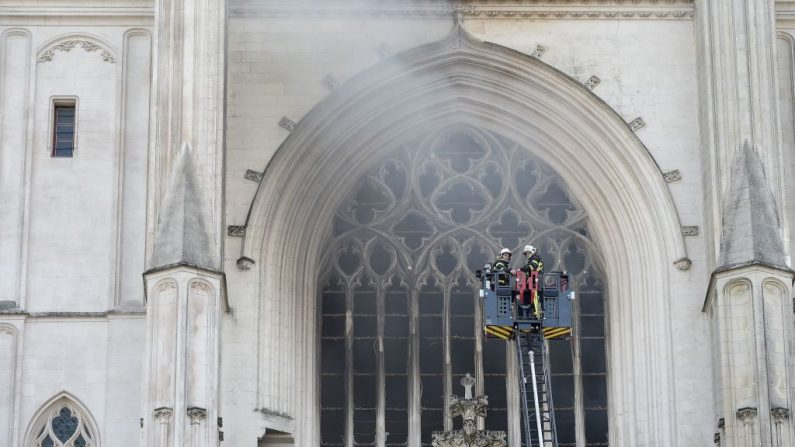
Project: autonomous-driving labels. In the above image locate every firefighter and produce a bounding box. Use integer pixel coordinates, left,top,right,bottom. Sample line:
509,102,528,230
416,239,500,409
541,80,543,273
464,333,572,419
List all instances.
519,245,544,275
492,248,512,286
512,244,544,318
492,248,512,272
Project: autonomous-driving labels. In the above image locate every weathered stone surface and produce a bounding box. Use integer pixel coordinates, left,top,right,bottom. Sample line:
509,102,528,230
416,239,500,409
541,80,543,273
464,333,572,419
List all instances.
718,142,787,269
149,143,220,271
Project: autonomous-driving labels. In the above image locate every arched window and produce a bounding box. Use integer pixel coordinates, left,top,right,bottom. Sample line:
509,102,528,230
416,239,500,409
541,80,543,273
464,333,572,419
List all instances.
319,125,608,446
26,394,99,447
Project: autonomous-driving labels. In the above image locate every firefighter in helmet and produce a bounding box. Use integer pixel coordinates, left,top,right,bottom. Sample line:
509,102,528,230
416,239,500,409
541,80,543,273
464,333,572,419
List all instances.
492,248,512,272
512,244,544,318
517,245,543,275
492,248,512,286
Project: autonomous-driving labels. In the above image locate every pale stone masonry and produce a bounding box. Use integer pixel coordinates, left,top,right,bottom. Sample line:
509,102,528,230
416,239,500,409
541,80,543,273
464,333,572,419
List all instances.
1,1,795,446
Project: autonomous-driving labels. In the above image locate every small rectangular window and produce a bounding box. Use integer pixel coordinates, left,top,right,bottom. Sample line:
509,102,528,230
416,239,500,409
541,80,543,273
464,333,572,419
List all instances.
52,103,76,157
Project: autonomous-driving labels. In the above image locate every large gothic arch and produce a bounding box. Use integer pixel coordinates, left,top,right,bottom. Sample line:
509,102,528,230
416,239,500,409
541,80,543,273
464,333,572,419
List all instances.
240,25,688,446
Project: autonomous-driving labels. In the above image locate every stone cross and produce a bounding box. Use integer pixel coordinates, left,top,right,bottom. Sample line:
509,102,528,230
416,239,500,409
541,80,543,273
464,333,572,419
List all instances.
462,373,475,399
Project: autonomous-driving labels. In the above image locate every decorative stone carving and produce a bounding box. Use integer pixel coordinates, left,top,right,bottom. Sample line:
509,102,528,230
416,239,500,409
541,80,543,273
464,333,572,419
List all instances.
190,280,211,294
236,3,694,20
584,75,601,90
444,5,476,16
431,373,506,447
245,169,264,182
663,170,682,183
681,226,700,236
38,39,116,63
0,325,15,335
156,281,177,293
530,44,547,58
718,417,724,429
227,225,246,237
278,117,296,133
187,407,207,424
714,432,720,444
772,407,790,424
236,256,255,271
154,407,173,424
673,257,692,271
322,74,340,92
628,117,646,132
736,407,757,424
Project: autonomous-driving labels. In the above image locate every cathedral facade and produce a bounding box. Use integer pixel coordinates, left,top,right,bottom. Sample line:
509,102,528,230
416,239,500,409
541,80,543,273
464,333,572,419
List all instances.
1,0,795,446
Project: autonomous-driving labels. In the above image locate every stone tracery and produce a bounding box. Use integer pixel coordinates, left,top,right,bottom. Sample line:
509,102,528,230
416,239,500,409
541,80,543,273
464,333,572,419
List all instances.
319,123,607,446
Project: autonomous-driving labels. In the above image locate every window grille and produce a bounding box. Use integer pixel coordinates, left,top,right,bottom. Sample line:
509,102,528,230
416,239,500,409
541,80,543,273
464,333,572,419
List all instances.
319,125,608,446
31,405,96,447
52,102,76,158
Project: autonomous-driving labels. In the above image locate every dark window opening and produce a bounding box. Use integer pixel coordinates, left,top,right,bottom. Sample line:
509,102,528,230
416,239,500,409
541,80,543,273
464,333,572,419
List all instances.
52,103,76,158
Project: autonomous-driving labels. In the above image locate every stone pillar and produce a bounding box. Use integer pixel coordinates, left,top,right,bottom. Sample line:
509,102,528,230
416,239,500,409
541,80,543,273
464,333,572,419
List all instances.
705,143,795,446
143,260,226,447
147,0,226,262
695,0,789,267
142,144,226,446
705,266,795,447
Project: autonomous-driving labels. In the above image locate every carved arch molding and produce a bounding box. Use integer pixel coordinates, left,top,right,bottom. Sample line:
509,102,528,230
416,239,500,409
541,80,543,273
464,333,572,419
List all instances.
244,26,687,446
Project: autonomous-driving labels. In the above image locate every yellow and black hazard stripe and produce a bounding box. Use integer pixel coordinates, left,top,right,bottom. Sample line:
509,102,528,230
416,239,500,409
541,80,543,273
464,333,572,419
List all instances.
484,325,514,340
543,327,572,340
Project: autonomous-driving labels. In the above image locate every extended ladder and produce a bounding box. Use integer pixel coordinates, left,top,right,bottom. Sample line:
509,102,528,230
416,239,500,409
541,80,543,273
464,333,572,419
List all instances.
515,331,558,447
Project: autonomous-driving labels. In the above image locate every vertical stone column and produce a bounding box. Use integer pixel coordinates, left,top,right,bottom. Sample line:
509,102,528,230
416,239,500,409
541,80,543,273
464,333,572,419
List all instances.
143,267,225,447
147,0,225,262
0,29,32,307
706,267,795,447
695,0,789,267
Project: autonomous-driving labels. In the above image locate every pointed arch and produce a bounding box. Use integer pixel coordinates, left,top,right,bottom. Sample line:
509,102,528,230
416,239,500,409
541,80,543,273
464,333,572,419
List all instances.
243,25,688,446
24,392,101,447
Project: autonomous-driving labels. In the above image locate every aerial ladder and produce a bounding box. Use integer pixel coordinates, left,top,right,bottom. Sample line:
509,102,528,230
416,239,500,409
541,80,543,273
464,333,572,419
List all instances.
477,266,574,447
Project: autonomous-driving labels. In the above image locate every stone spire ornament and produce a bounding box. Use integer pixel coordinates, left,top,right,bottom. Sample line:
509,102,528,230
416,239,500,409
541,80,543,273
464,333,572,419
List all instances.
718,141,787,270
431,373,507,447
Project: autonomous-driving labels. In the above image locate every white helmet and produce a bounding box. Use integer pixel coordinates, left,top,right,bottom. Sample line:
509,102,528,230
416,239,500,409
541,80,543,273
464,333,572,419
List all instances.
523,244,537,254
499,248,512,256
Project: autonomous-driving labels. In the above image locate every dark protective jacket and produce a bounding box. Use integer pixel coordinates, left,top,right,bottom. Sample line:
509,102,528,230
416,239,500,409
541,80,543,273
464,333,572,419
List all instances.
520,253,544,275
492,258,511,272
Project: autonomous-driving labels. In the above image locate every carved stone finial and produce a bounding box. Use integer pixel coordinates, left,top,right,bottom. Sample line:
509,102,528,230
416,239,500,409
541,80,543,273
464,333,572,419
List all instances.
227,225,246,238
461,373,476,399
434,372,505,446
663,170,682,183
530,44,547,58
736,407,757,424
245,169,264,182
279,117,296,133
628,117,646,132
585,75,601,90
772,407,790,424
237,256,255,271
681,226,700,237
187,407,207,424
673,257,692,271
